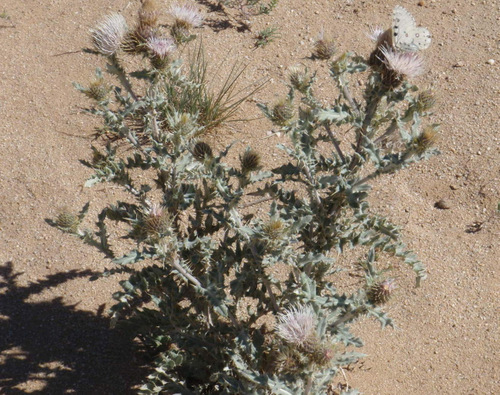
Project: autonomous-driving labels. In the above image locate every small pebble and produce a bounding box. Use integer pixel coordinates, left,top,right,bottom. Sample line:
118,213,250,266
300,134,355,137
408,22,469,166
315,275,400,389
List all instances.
487,59,495,65
450,185,458,190
418,1,425,6
435,199,451,210
453,61,465,68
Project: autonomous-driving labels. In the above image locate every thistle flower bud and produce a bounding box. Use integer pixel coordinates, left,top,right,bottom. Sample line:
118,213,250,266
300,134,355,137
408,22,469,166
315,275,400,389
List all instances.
240,149,261,173
288,66,313,94
83,78,111,102
312,37,336,60
142,203,173,240
90,14,128,57
192,141,213,161
270,99,294,126
138,0,161,29
367,279,396,305
412,126,439,154
416,89,436,112
262,218,286,241
55,208,80,233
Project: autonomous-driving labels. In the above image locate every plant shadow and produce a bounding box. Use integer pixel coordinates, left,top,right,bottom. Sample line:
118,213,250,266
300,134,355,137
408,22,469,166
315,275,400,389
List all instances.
0,261,147,394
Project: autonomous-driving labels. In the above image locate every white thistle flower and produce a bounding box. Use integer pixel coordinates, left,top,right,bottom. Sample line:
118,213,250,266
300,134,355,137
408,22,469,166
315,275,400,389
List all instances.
146,36,176,59
90,14,128,56
169,3,203,28
380,46,425,79
367,26,385,43
276,305,316,346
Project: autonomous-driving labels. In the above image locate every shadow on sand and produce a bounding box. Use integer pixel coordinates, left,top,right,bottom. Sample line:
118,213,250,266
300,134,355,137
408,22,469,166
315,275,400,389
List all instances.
0,261,147,394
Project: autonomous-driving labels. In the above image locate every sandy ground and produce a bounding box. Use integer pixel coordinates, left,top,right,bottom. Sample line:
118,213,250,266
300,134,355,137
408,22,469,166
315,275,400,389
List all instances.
0,0,498,393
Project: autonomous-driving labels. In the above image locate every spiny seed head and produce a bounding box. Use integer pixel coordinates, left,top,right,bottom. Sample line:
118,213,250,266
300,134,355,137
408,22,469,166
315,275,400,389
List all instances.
416,89,436,112
289,66,313,93
84,78,111,102
262,218,286,240
313,37,336,60
271,99,294,126
192,141,213,161
309,343,335,367
138,0,161,28
413,126,439,154
143,203,173,239
90,14,128,56
240,149,261,173
55,208,80,233
367,279,396,305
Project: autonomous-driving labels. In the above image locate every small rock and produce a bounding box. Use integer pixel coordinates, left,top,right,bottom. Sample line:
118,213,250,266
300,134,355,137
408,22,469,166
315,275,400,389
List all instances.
418,1,425,6
487,59,495,65
435,199,451,209
450,184,458,190
453,61,465,68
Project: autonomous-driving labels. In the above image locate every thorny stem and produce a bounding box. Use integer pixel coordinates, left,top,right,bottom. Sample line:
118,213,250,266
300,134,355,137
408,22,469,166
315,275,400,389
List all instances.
171,258,202,288
349,93,383,171
303,164,322,207
324,123,346,163
340,75,360,116
331,307,365,328
353,172,380,188
171,258,240,328
249,242,279,313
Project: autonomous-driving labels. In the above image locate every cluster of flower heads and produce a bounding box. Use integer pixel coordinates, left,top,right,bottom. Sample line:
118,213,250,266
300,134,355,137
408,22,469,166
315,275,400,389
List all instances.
367,21,428,88
90,1,203,68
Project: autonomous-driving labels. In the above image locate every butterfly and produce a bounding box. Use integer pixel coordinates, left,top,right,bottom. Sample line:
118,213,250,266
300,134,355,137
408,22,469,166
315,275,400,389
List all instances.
392,6,431,52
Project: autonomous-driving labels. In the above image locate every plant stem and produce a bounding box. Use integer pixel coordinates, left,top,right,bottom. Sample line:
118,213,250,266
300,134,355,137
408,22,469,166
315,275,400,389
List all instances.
340,75,360,116
171,258,202,288
304,376,313,395
110,54,138,101
324,124,346,163
349,93,383,170
239,195,273,209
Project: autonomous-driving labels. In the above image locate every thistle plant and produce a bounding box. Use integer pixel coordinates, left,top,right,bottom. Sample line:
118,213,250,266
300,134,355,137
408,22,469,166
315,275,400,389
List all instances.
57,4,437,394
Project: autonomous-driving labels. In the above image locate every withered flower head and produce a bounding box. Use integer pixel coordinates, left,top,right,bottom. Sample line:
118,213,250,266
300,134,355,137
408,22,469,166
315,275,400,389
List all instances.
240,149,261,173
192,141,213,161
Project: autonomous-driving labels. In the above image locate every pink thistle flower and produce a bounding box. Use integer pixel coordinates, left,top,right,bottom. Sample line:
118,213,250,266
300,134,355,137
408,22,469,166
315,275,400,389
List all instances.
90,14,128,57
380,46,425,79
169,3,203,28
147,36,176,59
276,305,316,346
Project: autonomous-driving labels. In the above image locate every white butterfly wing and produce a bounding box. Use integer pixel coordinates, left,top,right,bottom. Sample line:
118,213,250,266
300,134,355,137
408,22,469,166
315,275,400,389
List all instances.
392,6,431,52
